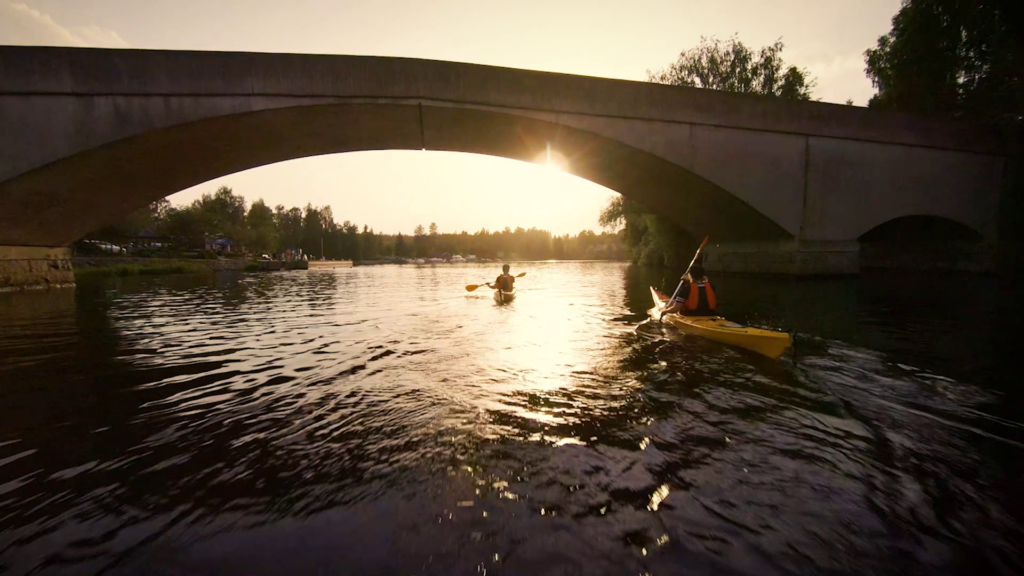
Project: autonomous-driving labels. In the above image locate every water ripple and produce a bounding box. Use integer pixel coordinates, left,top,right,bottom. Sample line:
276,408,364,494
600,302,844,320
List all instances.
0,264,1020,575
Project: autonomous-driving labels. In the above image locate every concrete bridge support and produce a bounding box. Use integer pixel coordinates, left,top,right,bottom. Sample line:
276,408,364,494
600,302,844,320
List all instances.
703,241,861,275
0,247,74,291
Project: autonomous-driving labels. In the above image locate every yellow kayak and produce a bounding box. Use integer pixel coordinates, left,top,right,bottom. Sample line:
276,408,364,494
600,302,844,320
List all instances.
494,288,516,304
650,287,792,359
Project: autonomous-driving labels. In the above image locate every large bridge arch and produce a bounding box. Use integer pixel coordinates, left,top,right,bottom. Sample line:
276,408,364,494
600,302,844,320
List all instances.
0,101,788,247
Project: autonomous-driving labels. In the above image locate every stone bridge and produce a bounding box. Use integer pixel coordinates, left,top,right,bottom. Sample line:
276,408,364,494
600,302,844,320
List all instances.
0,46,1013,288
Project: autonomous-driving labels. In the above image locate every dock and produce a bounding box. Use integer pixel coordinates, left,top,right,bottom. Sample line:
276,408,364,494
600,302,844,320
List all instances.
308,260,354,269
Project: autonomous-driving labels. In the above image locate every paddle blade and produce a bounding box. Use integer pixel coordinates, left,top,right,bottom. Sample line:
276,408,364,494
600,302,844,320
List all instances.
516,272,527,277
465,284,482,292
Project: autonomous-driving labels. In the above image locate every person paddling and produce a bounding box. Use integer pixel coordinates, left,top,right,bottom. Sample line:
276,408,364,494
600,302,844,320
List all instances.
663,264,717,316
488,264,516,292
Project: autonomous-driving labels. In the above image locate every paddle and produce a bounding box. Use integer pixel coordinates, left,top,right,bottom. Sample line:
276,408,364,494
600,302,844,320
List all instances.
465,272,526,292
658,236,709,321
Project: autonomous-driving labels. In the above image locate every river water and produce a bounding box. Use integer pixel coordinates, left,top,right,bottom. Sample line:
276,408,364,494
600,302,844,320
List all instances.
0,262,1021,576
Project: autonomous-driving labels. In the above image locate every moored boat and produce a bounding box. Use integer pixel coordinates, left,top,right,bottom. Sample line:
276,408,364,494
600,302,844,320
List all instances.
650,287,792,359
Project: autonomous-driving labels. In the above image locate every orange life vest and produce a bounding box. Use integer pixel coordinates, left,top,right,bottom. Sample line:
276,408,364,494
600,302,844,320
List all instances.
497,274,514,291
683,280,716,313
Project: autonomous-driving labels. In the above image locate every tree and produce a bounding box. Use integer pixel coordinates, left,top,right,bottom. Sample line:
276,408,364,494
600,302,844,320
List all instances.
344,222,361,261
275,205,304,252
161,204,205,248
413,224,428,257
865,0,1023,124
393,231,405,256
362,225,380,260
600,196,695,266
195,186,247,240
300,204,324,258
647,35,815,100
246,199,278,255
427,222,439,255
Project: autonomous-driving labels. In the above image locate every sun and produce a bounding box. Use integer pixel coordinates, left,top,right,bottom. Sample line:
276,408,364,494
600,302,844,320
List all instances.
537,142,569,172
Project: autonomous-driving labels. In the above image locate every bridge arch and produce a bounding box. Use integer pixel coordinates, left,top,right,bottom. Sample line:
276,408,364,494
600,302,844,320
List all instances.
859,215,985,244
859,215,992,271
0,102,788,247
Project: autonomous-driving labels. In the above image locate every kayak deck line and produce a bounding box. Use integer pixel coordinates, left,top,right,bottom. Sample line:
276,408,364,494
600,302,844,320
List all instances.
650,287,792,359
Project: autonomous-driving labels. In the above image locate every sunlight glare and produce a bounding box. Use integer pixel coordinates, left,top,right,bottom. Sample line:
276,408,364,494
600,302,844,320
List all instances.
540,141,569,172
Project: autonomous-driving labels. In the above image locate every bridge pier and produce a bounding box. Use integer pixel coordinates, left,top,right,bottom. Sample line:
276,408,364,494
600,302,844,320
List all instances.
704,239,998,275
703,241,860,275
0,247,74,291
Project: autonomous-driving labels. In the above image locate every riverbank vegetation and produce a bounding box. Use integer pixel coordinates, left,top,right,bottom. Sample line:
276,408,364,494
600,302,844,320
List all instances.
599,196,697,267
89,187,625,262
864,0,1022,125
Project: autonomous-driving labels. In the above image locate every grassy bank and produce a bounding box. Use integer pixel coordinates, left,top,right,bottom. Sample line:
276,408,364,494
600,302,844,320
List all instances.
75,261,213,278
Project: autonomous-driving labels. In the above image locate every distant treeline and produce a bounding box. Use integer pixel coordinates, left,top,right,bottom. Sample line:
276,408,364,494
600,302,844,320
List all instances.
90,186,626,261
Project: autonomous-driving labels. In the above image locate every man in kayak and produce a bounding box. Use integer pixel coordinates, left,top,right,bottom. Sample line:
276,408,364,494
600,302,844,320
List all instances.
664,265,717,316
488,264,515,292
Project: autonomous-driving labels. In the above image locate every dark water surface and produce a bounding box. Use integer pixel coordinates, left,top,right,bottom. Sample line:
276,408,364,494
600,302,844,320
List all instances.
1,262,1021,575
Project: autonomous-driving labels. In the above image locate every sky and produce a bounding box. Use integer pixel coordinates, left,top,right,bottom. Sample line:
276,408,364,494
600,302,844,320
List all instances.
1,0,901,235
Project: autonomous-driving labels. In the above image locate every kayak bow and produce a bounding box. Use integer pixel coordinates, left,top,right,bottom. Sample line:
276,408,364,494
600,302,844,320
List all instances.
650,287,792,359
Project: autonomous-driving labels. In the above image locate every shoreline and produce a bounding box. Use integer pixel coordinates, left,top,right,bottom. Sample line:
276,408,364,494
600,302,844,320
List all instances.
353,258,630,265
74,257,247,272
66,257,632,280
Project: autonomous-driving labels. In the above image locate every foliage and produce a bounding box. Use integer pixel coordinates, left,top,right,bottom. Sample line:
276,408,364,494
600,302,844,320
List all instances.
246,199,277,255
599,196,694,266
161,204,205,244
275,205,304,251
87,188,625,262
394,233,408,258
300,204,327,258
647,35,815,100
864,0,1023,124
362,225,381,260
413,225,428,258
193,186,247,240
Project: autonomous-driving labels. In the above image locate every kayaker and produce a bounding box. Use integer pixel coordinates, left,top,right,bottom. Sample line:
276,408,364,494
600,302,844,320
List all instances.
664,265,717,316
488,264,515,292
